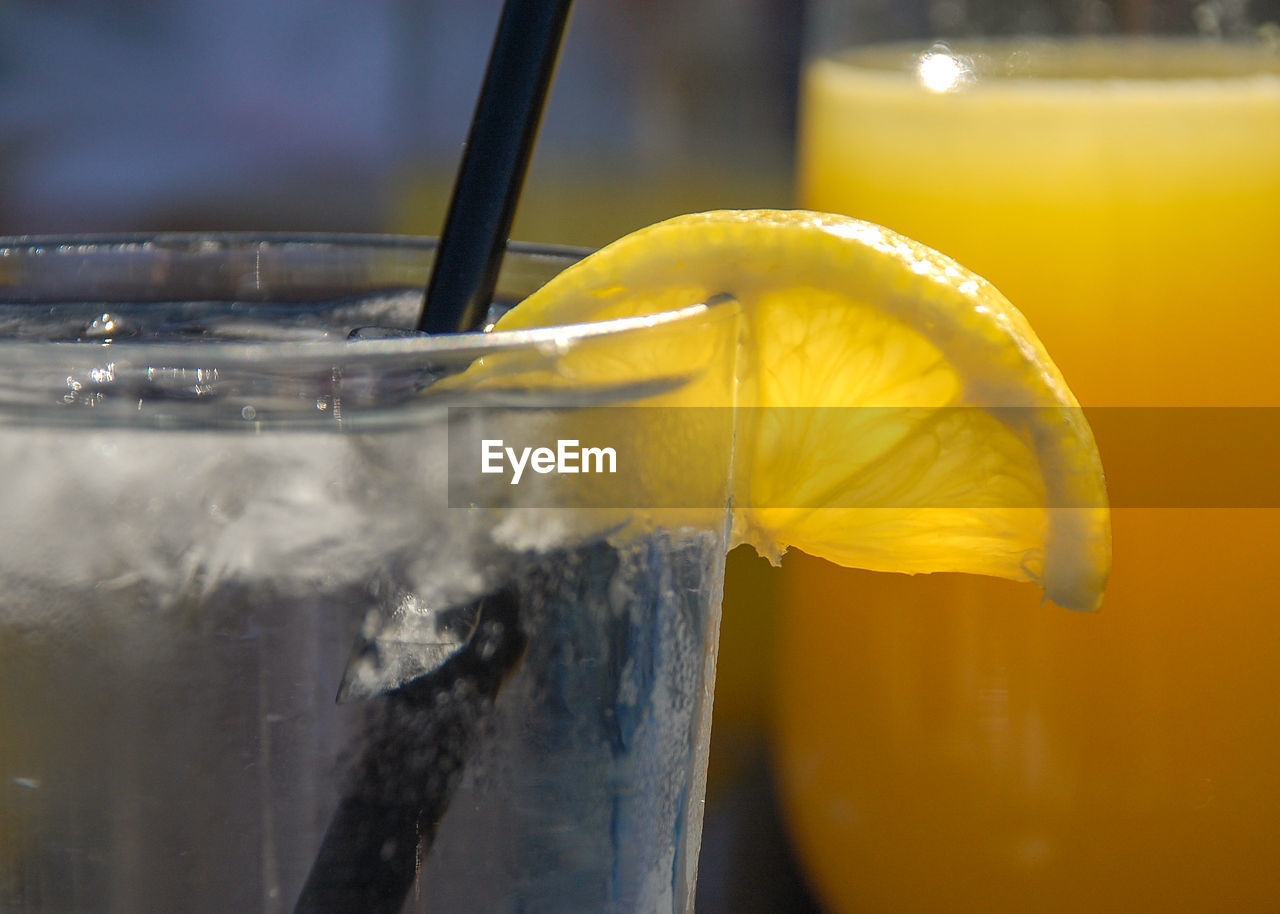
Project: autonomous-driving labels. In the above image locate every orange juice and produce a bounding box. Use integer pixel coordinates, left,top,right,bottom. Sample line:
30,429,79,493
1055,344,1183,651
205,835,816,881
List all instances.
777,40,1280,913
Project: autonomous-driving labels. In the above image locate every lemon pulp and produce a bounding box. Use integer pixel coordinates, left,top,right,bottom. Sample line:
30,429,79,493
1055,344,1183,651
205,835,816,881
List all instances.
490,210,1110,611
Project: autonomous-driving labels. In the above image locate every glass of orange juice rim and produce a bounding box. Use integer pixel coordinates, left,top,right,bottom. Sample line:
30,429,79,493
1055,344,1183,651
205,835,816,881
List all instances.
776,2,1280,913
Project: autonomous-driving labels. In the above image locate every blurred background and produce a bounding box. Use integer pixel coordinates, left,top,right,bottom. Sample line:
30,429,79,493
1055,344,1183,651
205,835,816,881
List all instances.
10,4,1280,914
0,0,801,241
0,1,816,911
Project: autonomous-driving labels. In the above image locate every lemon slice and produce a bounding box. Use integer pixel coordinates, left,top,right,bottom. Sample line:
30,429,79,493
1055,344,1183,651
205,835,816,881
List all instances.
492,210,1110,611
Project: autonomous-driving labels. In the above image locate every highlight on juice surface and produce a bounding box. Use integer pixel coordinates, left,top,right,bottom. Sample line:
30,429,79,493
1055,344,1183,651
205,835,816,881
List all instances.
783,1,1280,911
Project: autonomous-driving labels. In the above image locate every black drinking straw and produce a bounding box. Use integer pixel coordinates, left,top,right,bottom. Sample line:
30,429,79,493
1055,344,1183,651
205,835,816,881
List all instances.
419,0,575,335
293,587,526,914
293,1,573,911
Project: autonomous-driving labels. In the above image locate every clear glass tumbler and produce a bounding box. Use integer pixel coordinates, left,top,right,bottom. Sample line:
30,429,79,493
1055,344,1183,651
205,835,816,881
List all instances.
0,235,739,913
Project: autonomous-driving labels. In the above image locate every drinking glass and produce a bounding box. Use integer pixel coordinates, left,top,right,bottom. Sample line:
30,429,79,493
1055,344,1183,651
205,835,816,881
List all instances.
776,2,1280,912
0,235,740,913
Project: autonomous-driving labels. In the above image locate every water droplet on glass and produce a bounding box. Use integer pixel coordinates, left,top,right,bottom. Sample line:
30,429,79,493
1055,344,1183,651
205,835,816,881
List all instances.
82,313,136,340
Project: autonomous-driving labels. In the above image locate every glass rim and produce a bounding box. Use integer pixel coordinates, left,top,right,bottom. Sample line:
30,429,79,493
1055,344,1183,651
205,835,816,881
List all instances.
816,35,1280,82
0,231,698,364
0,232,737,426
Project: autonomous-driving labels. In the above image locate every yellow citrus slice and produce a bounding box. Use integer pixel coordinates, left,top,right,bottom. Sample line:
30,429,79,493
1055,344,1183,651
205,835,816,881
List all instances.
492,209,1110,611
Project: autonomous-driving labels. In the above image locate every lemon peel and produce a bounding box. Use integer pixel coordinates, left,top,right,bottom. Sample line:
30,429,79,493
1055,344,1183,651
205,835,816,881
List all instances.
494,210,1110,611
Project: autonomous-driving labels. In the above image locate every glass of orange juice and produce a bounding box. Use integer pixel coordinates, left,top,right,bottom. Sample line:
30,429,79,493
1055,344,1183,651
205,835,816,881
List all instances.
775,2,1280,912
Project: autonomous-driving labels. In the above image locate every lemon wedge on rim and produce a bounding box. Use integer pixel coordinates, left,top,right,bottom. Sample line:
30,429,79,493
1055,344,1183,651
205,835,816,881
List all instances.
491,209,1110,611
